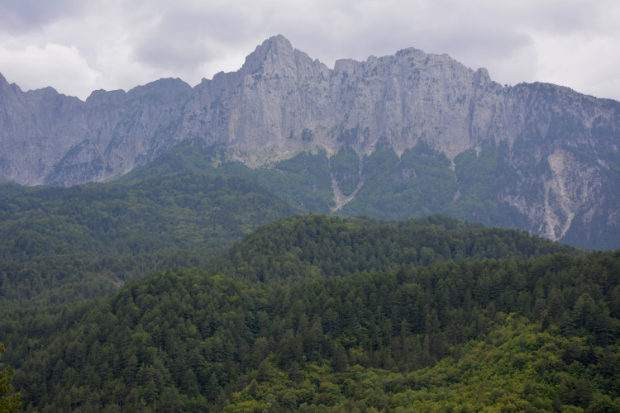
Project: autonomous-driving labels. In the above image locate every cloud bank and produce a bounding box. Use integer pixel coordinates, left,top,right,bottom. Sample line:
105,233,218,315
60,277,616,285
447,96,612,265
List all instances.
0,0,618,101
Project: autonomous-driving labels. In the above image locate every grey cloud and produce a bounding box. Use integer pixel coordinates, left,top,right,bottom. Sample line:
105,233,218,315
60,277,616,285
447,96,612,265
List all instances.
131,3,265,71
133,36,214,71
519,0,611,35
0,0,87,34
269,1,534,72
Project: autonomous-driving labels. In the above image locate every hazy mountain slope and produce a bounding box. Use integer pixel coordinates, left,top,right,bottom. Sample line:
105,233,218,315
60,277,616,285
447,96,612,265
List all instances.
0,182,27,198
118,143,336,214
119,141,620,249
1,35,620,247
336,142,620,250
0,173,295,305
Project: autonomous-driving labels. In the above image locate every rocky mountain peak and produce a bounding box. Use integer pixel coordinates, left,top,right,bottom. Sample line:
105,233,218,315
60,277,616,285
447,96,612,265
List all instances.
85,89,126,106
126,78,191,100
1,37,619,247
240,34,296,76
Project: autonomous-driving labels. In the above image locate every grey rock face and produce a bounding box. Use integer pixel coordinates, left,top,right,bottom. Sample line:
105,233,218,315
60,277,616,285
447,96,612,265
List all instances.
1,35,619,244
0,74,191,185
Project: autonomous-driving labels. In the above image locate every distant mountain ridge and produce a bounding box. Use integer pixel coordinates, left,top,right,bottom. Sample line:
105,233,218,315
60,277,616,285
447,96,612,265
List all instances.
1,35,620,247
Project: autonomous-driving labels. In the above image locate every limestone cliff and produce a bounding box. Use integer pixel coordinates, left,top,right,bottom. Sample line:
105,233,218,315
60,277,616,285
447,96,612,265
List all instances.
1,35,619,246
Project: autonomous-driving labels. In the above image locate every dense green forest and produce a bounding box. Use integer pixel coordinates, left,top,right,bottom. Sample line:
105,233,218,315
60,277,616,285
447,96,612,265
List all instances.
0,182,27,198
2,152,619,412
336,144,527,229
2,247,620,412
117,141,620,250
1,173,579,307
209,214,580,284
118,143,335,214
119,142,527,230
0,173,295,305
118,142,528,230
0,342,21,413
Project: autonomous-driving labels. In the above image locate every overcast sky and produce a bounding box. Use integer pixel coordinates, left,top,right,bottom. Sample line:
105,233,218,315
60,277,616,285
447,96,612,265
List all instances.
1,0,619,101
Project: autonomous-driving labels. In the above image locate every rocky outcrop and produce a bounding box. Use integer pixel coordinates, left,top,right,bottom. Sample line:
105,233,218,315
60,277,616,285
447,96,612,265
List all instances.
500,149,606,241
1,35,619,245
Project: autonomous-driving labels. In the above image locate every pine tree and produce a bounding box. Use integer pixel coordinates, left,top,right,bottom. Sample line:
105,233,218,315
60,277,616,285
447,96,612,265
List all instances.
207,373,219,402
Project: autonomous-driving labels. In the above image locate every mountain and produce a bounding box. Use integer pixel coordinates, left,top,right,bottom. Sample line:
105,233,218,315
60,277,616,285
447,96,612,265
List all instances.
0,173,295,305
119,139,620,250
1,35,620,247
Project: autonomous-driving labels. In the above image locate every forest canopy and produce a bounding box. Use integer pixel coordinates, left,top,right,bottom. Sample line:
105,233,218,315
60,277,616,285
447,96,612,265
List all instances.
209,214,581,284
0,173,295,305
2,242,619,412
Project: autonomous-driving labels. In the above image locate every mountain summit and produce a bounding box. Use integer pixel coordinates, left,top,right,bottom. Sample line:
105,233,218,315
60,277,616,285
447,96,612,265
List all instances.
1,35,620,247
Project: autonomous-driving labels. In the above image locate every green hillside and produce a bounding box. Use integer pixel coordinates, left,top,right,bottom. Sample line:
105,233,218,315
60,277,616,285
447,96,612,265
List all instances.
117,141,620,250
336,144,528,229
0,182,28,198
118,143,335,214
224,317,620,413
2,249,619,412
208,214,580,284
0,173,295,305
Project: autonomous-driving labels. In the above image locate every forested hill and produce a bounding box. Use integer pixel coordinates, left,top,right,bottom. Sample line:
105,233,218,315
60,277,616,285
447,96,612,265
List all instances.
115,142,620,250
0,173,295,305
0,182,27,198
117,143,337,214
208,214,581,284
2,249,620,412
